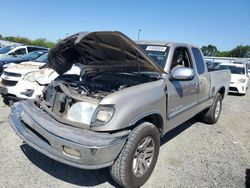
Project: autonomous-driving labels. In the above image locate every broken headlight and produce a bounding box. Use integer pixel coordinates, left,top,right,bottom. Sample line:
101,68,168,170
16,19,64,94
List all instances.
67,102,98,125
67,102,115,126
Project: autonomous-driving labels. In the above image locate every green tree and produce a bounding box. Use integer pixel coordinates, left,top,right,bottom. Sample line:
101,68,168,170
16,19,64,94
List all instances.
229,45,250,57
1,35,55,48
201,44,218,56
216,51,230,57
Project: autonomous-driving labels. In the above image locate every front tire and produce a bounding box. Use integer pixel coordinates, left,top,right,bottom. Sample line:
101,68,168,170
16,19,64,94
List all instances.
110,122,160,188
202,93,222,124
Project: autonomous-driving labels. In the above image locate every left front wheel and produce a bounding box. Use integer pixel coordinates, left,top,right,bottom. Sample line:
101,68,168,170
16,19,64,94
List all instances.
110,122,160,188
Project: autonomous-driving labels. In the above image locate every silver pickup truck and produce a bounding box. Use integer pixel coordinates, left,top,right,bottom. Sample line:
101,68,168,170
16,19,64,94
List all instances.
9,31,230,188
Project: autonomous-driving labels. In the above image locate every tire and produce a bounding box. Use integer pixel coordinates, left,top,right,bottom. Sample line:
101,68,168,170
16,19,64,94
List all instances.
110,122,160,188
202,93,222,124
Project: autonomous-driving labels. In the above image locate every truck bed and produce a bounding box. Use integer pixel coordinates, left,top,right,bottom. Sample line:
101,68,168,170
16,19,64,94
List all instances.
209,69,231,98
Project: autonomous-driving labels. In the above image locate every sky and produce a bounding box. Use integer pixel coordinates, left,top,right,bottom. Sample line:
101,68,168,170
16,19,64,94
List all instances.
0,0,249,51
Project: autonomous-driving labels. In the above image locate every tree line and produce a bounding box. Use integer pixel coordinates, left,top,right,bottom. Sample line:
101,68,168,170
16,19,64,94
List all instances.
0,34,55,48
201,44,250,58
0,34,249,58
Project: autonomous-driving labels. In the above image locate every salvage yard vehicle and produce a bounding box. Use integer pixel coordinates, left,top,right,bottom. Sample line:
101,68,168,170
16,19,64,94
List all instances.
0,50,48,74
0,53,80,104
9,31,231,188
217,63,249,95
0,45,48,59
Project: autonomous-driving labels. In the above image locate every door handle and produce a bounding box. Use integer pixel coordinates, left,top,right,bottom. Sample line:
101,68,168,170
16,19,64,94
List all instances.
193,82,199,87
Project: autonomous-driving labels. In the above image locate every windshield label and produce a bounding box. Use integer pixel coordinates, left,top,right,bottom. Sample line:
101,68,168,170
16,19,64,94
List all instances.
146,46,167,52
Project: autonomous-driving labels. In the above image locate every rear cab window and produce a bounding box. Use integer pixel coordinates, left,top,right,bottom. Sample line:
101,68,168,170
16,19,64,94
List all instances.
192,47,205,74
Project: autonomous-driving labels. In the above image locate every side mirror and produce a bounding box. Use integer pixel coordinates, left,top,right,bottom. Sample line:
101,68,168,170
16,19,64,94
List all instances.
171,67,194,81
8,52,16,57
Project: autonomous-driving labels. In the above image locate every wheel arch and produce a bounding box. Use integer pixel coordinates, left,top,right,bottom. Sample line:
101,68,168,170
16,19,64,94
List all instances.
217,86,226,99
132,113,164,137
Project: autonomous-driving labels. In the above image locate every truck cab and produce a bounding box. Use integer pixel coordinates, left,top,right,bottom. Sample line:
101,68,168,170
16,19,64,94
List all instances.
137,41,230,132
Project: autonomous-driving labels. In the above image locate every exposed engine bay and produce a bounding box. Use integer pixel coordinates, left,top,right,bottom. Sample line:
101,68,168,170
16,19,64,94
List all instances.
37,71,158,122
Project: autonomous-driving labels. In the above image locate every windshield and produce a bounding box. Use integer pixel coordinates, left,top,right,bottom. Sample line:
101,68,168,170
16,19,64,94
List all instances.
35,53,48,63
218,65,245,74
0,46,15,54
139,45,169,68
21,51,46,60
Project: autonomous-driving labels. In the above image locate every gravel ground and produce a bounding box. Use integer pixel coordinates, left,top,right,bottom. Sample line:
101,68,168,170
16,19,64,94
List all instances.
0,90,249,188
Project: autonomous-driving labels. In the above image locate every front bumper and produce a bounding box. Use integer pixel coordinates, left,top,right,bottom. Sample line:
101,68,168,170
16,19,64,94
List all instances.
9,100,129,169
229,82,247,94
0,80,44,100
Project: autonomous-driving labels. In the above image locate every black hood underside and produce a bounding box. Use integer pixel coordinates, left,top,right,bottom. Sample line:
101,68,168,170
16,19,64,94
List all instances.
46,31,164,75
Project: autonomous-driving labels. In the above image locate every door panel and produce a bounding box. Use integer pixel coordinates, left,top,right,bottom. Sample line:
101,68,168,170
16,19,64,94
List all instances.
167,76,199,120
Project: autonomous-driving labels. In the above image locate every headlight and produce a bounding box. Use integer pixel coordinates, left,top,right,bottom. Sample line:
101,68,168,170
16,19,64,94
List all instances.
92,106,115,124
67,102,98,125
23,70,45,82
238,78,246,83
66,102,115,126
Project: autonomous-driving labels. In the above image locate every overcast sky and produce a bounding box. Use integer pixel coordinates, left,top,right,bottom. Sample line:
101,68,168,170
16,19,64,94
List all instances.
0,0,249,50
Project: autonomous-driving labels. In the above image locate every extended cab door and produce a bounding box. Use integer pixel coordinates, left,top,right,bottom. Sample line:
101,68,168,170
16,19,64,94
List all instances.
191,47,211,111
166,46,199,123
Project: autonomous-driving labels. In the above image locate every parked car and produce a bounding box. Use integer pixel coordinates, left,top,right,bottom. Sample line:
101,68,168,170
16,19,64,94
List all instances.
8,31,231,188
0,50,48,74
0,45,48,59
217,63,249,95
233,61,250,75
0,53,80,104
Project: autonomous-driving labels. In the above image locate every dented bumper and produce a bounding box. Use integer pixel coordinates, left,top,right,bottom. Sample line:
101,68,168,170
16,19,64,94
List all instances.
8,100,129,169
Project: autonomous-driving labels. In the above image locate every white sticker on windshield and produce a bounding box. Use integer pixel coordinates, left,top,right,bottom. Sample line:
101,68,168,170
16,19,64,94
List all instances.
146,46,167,52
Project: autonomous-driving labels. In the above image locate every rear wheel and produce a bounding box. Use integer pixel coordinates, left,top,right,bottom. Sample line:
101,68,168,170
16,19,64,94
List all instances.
202,93,222,124
110,122,160,188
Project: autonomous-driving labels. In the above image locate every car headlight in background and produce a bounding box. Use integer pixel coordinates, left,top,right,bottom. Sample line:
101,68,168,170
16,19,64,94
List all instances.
238,78,246,83
66,102,115,126
23,70,45,82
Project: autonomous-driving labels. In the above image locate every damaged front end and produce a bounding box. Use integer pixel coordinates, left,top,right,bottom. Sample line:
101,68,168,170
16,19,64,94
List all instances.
37,70,157,129
8,31,164,169
9,100,130,169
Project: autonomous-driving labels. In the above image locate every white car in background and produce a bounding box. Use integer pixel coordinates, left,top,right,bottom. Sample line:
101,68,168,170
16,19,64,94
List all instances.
218,63,249,95
0,45,48,59
0,53,80,104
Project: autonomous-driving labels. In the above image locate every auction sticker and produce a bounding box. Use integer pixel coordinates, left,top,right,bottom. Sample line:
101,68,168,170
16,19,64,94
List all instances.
146,46,167,52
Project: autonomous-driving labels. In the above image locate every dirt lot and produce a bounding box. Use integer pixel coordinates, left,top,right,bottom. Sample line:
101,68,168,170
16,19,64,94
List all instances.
0,91,250,188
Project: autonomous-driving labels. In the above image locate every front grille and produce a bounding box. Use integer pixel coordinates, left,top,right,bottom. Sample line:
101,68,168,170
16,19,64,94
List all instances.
229,87,238,92
1,79,18,86
3,71,21,77
43,84,71,116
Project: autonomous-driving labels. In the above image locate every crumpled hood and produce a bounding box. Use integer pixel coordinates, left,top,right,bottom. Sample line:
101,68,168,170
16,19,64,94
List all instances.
46,31,164,75
4,61,45,75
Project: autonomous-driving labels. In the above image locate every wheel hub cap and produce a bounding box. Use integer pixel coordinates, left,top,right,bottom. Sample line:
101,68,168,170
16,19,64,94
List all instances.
132,136,155,177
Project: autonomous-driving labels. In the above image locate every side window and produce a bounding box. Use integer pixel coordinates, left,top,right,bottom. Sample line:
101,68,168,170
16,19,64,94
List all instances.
27,47,40,53
192,48,205,74
13,48,26,55
170,47,192,71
